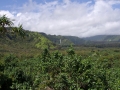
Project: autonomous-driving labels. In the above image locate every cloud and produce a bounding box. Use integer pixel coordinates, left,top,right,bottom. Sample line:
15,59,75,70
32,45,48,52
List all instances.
0,10,14,18
0,0,120,37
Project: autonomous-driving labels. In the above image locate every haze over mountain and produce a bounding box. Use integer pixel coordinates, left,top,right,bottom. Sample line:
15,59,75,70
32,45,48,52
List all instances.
0,0,120,37
84,35,120,42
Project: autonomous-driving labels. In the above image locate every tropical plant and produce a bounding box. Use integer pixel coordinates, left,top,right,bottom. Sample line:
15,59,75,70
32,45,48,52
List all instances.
0,15,13,34
12,24,25,38
0,14,25,38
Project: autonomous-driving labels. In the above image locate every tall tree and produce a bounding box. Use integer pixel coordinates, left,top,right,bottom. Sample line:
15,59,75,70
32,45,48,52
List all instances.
0,15,25,38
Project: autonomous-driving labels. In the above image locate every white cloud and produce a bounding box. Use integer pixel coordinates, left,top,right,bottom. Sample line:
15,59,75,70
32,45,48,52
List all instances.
0,10,14,18
0,0,120,37
63,0,70,4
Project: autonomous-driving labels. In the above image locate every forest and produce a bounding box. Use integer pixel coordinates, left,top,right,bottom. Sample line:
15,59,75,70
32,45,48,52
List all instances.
0,15,120,90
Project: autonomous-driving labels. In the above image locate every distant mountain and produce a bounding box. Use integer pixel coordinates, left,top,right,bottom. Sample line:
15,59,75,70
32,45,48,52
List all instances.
103,35,120,41
40,33,85,45
1,29,120,52
0,30,86,54
63,36,85,45
0,29,88,54
83,35,107,41
83,35,120,42
40,33,73,45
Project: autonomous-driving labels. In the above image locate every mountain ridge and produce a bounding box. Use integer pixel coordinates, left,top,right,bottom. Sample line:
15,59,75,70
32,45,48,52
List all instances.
83,35,120,42
1,30,120,51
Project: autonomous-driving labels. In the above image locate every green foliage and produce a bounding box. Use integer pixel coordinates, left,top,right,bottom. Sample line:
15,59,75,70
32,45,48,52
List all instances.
0,14,25,38
67,45,75,56
0,30,56,56
0,73,12,90
12,25,26,38
28,32,55,49
0,48,120,89
35,34,54,49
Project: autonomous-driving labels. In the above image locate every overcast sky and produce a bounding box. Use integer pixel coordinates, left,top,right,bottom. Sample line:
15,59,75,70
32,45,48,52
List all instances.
0,0,120,37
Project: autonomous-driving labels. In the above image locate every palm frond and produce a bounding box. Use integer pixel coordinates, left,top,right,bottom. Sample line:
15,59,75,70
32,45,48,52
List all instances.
0,14,14,27
12,24,26,38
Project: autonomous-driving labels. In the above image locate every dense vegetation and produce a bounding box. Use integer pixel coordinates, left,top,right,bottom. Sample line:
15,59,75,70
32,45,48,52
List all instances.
0,15,120,90
0,46,120,90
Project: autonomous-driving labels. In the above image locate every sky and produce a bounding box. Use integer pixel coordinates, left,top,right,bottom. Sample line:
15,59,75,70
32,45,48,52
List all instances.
0,0,120,37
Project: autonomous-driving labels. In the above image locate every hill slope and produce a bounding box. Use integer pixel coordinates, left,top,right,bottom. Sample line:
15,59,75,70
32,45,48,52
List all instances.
0,31,55,55
84,35,120,42
40,32,85,45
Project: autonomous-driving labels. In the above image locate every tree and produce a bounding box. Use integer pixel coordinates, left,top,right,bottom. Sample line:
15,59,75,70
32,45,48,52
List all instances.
0,14,25,38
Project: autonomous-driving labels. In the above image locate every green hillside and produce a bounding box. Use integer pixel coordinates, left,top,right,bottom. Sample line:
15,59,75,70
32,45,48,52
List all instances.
64,36,85,45
0,31,56,55
84,35,107,41
40,33,85,45
30,32,55,49
103,35,120,41
40,33,74,45
2,29,120,55
0,29,86,55
84,35,120,42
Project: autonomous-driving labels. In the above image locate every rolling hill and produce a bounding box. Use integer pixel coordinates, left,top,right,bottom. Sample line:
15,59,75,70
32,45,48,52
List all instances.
1,29,120,55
